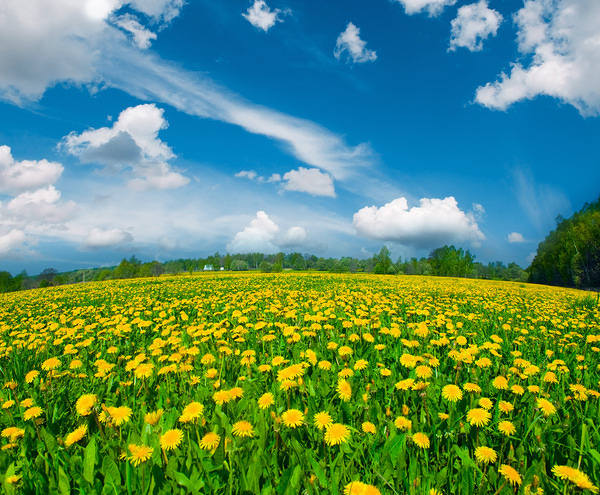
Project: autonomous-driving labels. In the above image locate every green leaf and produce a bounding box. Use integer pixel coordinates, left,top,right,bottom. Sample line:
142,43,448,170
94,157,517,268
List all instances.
83,438,97,484
287,465,302,495
589,449,600,467
308,452,327,488
58,466,70,495
101,456,121,487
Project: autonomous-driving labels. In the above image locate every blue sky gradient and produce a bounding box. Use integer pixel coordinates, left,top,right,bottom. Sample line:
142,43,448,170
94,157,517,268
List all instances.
0,0,598,274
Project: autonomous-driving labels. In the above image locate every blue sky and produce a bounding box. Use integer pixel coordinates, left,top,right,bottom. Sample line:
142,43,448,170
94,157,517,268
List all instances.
0,0,599,274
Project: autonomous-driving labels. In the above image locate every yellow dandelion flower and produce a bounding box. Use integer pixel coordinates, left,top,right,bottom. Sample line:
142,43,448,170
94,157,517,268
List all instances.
394,416,412,431
145,409,163,425
498,401,514,413
492,376,509,390
411,432,430,449
466,408,491,427
552,465,598,492
25,370,39,383
65,425,87,447
499,465,522,486
41,357,61,371
337,379,352,401
325,423,351,446
474,446,497,464
23,406,43,421
128,444,153,466
281,409,305,428
232,420,254,437
75,394,97,416
106,406,132,426
200,431,220,450
254,392,273,410
160,429,183,451
498,420,516,436
314,412,333,431
362,422,376,434
441,384,463,402
179,401,204,423
536,398,556,417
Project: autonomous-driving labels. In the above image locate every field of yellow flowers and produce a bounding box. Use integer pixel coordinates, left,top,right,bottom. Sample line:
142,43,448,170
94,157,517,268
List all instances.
0,272,599,494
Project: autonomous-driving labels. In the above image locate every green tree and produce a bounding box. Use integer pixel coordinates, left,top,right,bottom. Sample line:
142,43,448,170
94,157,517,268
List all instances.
373,246,393,274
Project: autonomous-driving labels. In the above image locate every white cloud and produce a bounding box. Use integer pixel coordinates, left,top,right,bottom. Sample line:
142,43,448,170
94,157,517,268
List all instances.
0,0,185,105
449,1,502,52
393,0,457,16
62,103,189,190
281,167,336,197
227,211,280,253
85,227,134,248
227,211,308,253
0,2,372,181
475,0,600,115
6,186,76,224
0,145,63,194
235,170,258,180
280,226,307,247
113,14,157,49
353,196,485,248
334,23,377,64
235,167,335,197
507,232,526,243
0,146,76,258
0,230,27,257
242,0,285,32
128,0,184,22
472,203,485,218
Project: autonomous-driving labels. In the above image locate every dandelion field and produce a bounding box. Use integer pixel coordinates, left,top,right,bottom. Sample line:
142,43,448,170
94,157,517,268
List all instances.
0,273,599,494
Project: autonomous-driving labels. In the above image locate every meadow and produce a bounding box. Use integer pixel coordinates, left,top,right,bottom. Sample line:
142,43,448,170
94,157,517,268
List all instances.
0,272,598,494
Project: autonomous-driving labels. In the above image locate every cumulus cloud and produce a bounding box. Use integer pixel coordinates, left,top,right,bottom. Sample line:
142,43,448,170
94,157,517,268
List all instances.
280,226,308,247
62,104,189,190
0,230,27,257
128,0,184,22
393,0,457,16
0,145,63,194
334,23,377,64
507,232,526,243
235,170,258,180
0,146,75,258
281,167,335,197
0,0,184,105
227,211,308,253
353,196,485,248
475,0,600,115
449,1,502,52
85,227,134,248
242,0,285,32
235,167,335,197
227,211,280,253
113,14,157,49
6,186,76,224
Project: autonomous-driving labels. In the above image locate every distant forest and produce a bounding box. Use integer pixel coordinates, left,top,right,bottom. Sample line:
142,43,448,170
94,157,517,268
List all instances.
0,245,528,293
2,196,598,293
529,197,600,288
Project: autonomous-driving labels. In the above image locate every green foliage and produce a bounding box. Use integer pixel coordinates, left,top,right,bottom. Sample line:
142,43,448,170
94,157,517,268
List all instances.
529,198,600,288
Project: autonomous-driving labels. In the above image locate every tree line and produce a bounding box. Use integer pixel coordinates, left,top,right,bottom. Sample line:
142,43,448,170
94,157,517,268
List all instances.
529,197,600,288
0,245,528,293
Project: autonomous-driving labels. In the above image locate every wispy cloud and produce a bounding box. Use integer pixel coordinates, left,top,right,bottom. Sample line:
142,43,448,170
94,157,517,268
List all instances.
100,45,373,180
